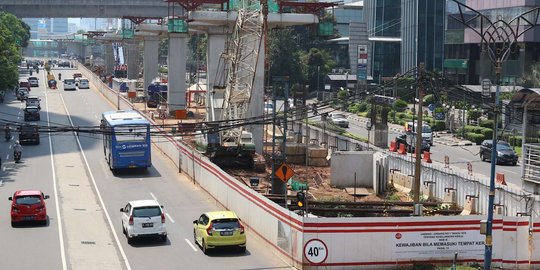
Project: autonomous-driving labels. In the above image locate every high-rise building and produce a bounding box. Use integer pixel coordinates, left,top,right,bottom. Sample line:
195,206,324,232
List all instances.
364,0,402,80
22,18,69,39
444,0,540,85
364,0,445,80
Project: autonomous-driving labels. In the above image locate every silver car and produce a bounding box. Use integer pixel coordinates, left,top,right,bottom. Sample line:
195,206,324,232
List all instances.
329,113,349,128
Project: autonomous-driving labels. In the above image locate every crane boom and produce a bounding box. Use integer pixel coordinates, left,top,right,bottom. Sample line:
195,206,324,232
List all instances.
221,1,265,145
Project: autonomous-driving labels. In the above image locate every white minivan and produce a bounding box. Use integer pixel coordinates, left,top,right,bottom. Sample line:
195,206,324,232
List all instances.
120,200,167,244
63,79,76,91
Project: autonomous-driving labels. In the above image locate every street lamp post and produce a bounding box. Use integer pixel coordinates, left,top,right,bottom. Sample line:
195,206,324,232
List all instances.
449,2,540,268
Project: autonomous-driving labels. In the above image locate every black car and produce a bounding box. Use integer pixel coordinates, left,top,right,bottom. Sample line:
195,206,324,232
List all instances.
24,106,40,121
480,140,518,165
19,124,39,145
395,133,431,153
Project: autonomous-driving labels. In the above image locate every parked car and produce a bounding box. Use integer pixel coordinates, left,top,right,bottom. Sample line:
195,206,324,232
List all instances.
193,211,246,254
18,124,39,145
63,79,76,91
78,78,89,89
9,190,49,226
24,106,40,121
120,200,167,244
328,113,349,128
480,140,518,165
17,87,29,101
73,73,82,79
28,76,39,87
395,133,431,153
26,96,41,110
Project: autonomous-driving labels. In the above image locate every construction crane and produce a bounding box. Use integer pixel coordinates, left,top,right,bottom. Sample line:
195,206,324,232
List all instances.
196,0,268,168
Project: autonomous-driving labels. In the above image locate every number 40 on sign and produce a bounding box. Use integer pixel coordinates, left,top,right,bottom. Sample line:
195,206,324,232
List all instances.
304,239,328,265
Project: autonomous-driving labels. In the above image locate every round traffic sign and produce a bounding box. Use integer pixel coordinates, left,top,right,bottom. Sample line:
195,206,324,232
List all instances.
304,239,328,265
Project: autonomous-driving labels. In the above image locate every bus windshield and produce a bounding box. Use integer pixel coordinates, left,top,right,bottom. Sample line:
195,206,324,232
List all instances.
114,125,148,142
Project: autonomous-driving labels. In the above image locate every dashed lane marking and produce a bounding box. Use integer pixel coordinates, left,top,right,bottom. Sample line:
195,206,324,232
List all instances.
185,239,198,252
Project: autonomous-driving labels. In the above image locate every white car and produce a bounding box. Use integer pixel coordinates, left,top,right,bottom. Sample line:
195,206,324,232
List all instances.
120,200,167,244
63,79,76,91
78,78,89,89
329,113,349,128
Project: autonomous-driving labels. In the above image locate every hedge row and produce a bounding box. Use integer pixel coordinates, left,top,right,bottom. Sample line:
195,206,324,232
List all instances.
465,132,485,145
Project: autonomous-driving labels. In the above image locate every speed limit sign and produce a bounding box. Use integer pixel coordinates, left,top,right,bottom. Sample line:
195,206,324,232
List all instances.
304,239,328,265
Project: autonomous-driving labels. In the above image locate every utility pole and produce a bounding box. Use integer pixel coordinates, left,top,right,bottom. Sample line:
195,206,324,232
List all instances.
413,63,424,212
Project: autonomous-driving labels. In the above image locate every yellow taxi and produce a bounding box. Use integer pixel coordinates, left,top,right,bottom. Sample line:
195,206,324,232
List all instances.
193,211,246,254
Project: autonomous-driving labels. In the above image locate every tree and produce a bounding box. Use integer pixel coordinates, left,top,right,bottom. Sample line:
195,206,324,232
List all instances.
0,12,30,90
267,28,304,84
300,48,335,93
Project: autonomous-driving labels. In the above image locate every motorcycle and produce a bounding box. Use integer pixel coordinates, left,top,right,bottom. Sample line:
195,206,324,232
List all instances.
5,130,10,142
58,73,62,80
14,150,21,163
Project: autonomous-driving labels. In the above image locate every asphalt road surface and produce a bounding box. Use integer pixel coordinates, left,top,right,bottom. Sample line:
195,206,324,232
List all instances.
0,65,292,270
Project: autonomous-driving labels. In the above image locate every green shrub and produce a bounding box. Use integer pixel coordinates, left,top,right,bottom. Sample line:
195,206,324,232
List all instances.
431,120,446,131
347,103,361,114
480,127,493,139
394,99,408,112
423,94,435,104
357,102,368,112
479,119,502,129
397,112,407,119
466,132,485,145
479,120,493,128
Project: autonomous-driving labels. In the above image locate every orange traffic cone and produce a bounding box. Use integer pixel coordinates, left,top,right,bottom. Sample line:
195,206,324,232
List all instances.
389,140,397,152
398,144,407,155
423,151,432,163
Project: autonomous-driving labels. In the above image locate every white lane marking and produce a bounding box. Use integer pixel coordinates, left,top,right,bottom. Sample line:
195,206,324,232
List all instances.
45,79,68,270
8,145,11,149
6,154,9,160
500,169,518,175
184,239,198,252
2,166,5,172
149,192,174,222
57,91,132,270
166,213,175,223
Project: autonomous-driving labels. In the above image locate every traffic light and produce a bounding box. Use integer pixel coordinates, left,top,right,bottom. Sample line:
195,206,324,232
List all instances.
296,191,306,208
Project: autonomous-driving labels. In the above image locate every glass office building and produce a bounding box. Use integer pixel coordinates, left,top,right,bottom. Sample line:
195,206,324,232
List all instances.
364,0,445,80
444,0,540,85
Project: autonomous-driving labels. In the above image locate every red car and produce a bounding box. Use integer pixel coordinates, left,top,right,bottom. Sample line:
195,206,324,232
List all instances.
9,190,49,226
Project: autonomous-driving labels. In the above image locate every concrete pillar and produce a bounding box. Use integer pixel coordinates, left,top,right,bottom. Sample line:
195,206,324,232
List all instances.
248,41,265,154
143,36,160,90
126,41,140,80
167,33,188,112
105,43,115,75
206,30,227,121
80,44,87,64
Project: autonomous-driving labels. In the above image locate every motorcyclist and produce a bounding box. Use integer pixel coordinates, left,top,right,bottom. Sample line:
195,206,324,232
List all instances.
13,140,23,160
4,124,11,141
58,73,62,80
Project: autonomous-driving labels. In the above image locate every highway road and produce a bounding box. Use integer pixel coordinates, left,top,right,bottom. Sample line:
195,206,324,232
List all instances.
0,66,292,270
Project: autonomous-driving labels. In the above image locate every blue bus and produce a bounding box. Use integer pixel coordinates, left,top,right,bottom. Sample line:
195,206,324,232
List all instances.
101,110,151,170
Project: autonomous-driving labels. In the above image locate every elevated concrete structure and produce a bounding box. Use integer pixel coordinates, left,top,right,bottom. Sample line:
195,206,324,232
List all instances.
136,11,318,153
0,0,171,18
